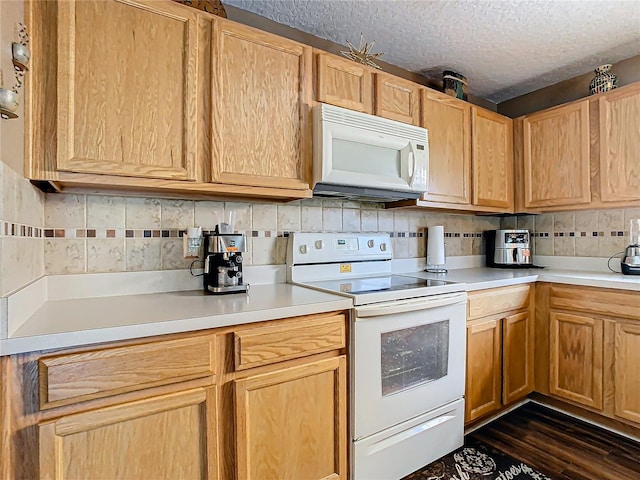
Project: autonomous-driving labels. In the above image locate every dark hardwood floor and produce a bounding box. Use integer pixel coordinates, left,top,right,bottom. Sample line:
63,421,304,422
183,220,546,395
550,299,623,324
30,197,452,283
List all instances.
469,402,640,480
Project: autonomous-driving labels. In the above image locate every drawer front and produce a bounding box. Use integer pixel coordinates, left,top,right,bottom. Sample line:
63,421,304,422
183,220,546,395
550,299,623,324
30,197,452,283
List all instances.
39,335,216,410
550,286,640,321
468,284,530,319
234,313,346,370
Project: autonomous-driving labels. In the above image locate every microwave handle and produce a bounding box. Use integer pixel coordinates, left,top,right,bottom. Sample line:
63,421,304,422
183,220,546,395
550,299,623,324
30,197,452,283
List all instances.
407,151,415,178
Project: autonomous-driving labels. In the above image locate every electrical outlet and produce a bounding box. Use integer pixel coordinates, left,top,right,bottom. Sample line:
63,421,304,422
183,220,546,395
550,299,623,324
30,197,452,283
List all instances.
183,226,203,258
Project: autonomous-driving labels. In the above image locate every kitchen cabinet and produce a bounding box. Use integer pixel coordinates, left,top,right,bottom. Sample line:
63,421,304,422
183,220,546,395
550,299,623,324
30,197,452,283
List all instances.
514,82,640,212
598,83,640,203
2,311,348,480
465,284,533,424
39,387,218,480
522,100,591,208
374,72,421,125
212,19,312,191
536,283,640,429
26,0,313,201
315,51,373,113
420,89,471,205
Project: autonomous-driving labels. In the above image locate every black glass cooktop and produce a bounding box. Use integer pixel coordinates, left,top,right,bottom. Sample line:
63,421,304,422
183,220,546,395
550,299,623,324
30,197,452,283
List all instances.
304,275,453,294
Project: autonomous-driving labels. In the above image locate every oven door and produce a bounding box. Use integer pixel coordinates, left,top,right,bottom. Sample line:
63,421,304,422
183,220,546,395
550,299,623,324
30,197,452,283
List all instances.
352,291,466,440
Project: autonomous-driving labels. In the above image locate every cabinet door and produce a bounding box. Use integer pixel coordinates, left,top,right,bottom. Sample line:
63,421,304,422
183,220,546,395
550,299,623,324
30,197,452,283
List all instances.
316,52,373,113
212,20,312,190
472,107,514,209
374,73,420,125
235,356,347,480
599,84,640,202
502,311,533,404
465,318,502,423
523,101,591,208
421,89,471,204
549,312,603,410
56,0,198,180
39,387,218,480
614,321,640,424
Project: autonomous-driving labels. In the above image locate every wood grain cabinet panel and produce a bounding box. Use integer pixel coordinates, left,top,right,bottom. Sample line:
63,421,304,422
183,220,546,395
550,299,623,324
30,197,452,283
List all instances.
39,387,218,480
614,321,640,424
522,101,591,208
374,73,420,125
316,52,373,113
549,312,603,410
598,83,640,202
212,20,312,190
472,107,514,209
235,356,347,480
421,89,471,204
503,311,534,404
38,335,216,409
56,0,199,181
465,318,502,423
468,284,530,320
234,313,346,370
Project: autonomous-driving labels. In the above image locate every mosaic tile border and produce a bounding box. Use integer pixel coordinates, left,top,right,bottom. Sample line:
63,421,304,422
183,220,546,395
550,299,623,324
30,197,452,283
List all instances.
535,231,628,238
1,221,43,238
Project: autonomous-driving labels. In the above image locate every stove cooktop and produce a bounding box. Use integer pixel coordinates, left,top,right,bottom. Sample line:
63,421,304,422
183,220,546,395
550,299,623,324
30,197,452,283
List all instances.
304,275,454,295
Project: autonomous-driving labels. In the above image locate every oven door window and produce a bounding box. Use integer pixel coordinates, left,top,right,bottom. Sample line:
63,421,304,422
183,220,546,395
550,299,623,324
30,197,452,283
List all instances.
381,320,449,396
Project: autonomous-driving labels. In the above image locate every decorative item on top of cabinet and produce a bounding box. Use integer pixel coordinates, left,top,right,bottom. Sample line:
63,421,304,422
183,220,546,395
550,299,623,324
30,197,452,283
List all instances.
374,72,420,125
340,32,384,70
521,100,591,208
443,70,468,100
212,19,312,190
589,64,617,95
174,0,227,17
420,88,471,204
316,51,373,114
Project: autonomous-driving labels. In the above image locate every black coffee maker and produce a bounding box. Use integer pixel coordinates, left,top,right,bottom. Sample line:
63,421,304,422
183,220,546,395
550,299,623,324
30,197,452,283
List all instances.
203,224,249,294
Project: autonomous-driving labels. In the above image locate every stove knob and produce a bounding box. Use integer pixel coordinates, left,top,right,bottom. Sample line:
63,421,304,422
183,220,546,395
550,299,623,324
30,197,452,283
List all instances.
380,243,387,251
367,239,374,248
299,245,308,254
315,240,324,249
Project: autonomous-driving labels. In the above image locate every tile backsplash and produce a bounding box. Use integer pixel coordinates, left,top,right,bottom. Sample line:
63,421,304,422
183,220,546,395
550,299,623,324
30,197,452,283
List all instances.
501,208,640,258
42,193,502,275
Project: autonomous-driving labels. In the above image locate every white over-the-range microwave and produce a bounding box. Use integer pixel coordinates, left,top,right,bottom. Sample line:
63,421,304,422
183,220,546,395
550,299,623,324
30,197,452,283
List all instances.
312,103,429,202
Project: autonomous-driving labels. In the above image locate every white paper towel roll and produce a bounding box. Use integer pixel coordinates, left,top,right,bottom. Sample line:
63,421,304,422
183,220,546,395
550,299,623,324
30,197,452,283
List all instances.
426,225,446,265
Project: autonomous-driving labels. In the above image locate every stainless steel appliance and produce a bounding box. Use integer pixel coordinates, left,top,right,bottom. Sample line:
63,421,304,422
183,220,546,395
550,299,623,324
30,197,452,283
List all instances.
485,229,534,268
622,218,640,275
287,233,467,480
203,225,248,294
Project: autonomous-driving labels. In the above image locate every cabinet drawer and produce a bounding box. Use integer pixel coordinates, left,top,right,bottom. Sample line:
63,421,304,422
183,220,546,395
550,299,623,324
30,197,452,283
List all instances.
39,335,216,410
234,313,346,370
468,284,530,319
550,286,640,321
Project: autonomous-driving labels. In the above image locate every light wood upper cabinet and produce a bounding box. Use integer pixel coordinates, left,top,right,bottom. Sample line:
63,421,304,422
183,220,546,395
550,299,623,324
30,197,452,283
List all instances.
598,83,640,203
465,318,502,423
614,321,640,424
235,356,347,480
522,101,591,208
549,311,603,410
374,73,420,125
55,0,199,181
421,89,471,204
39,387,218,480
315,52,373,113
212,20,312,190
472,107,514,209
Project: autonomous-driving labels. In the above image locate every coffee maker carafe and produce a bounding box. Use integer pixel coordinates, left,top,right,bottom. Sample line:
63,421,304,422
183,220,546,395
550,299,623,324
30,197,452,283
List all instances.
203,224,249,294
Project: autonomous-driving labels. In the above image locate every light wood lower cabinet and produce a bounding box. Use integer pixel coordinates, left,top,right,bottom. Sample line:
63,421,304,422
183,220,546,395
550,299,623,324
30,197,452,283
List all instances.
549,311,603,410
235,356,347,480
2,311,348,480
465,285,533,424
39,387,218,480
613,321,640,424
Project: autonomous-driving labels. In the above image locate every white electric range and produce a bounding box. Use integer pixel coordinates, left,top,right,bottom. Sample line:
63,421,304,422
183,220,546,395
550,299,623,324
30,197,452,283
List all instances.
287,232,467,480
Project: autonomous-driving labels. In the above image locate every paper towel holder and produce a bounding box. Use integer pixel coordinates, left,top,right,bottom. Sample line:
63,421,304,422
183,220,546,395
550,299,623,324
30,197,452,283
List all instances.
425,225,447,273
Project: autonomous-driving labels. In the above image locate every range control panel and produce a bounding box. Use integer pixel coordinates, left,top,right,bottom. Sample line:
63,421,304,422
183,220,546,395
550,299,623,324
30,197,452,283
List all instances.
287,233,392,265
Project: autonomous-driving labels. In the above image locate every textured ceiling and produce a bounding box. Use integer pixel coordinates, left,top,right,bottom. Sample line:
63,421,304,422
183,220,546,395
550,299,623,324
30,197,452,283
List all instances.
223,0,640,103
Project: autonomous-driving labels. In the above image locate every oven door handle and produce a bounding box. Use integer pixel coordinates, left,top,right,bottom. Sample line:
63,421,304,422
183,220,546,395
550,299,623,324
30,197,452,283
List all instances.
355,292,467,318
